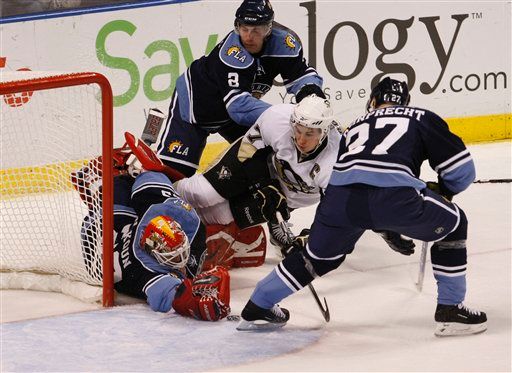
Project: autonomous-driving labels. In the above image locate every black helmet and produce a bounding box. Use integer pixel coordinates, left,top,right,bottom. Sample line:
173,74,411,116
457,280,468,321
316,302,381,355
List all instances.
366,77,411,112
235,0,274,27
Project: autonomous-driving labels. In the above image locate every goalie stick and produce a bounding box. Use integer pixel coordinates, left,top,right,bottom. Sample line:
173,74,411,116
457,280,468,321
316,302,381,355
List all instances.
276,212,330,322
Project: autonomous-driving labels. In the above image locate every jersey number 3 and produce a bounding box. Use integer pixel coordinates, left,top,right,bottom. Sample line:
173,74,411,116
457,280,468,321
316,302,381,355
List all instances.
345,117,409,156
228,72,239,87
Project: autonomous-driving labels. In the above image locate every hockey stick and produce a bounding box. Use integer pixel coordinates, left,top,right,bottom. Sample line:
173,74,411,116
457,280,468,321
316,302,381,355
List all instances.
473,178,512,184
413,177,510,292
276,212,331,322
141,108,165,145
416,241,429,292
413,177,510,288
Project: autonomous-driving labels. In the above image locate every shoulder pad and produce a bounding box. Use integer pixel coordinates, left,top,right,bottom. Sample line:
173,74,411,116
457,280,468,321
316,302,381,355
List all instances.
262,28,302,57
219,31,254,69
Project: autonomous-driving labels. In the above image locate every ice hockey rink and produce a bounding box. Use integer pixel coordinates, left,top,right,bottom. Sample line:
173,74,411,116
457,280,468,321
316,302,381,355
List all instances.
1,141,511,372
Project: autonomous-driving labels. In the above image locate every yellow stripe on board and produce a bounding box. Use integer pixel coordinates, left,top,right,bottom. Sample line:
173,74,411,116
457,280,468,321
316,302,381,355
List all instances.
1,113,510,196
0,161,87,198
446,113,511,143
198,113,511,171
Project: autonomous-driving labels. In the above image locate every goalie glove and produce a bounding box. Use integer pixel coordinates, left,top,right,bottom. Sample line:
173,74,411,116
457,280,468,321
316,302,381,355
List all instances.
172,266,230,321
374,230,415,256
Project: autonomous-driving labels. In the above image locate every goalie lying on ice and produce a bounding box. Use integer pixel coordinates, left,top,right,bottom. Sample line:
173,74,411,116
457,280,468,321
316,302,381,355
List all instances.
72,140,230,321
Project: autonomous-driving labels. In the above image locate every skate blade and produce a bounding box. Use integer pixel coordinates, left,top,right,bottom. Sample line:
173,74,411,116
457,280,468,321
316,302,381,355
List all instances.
435,321,487,337
236,319,287,331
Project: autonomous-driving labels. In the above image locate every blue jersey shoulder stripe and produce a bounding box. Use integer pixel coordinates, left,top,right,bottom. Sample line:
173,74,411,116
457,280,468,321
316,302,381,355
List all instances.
334,159,415,176
330,168,426,190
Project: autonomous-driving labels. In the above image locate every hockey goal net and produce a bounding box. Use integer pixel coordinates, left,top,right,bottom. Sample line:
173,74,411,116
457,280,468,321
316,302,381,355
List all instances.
0,72,114,306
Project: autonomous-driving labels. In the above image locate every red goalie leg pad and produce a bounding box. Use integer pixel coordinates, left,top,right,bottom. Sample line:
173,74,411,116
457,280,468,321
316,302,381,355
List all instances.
124,132,185,181
203,223,237,271
232,225,267,268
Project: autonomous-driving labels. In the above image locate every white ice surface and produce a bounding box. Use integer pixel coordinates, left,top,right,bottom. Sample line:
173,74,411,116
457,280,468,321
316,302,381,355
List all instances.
1,141,511,372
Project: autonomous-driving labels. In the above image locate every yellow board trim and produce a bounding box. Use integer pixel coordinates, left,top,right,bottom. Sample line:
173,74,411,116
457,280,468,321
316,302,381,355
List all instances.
0,161,86,198
445,113,511,143
197,113,511,171
1,113,510,196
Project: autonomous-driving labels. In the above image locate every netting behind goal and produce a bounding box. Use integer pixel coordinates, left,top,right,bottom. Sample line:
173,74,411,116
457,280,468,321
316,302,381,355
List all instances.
0,72,114,306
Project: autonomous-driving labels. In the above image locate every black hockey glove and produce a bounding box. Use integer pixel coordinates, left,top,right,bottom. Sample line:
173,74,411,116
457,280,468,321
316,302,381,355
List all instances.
374,230,415,256
282,229,310,257
426,180,454,201
256,184,290,222
230,184,289,229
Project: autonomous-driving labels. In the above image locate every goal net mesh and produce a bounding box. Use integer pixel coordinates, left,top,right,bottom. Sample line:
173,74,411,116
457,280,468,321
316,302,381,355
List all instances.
1,72,113,304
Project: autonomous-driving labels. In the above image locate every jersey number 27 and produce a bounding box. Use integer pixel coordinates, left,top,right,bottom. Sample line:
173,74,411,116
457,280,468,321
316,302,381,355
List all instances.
344,117,409,156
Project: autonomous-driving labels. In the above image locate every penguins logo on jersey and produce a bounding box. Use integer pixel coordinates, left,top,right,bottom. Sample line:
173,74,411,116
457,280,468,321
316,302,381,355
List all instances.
226,45,247,63
217,165,232,180
309,163,320,180
284,34,296,50
274,158,316,194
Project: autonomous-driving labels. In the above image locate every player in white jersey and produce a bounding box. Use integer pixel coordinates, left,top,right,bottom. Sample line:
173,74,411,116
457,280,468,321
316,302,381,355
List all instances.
174,95,338,240
237,77,486,335
175,96,415,257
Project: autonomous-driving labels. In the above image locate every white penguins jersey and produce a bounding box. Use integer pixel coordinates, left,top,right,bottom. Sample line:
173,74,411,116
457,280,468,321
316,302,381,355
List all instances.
243,103,342,209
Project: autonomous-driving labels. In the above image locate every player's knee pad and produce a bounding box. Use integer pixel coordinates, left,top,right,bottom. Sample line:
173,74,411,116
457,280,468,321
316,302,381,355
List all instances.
431,209,467,266
280,250,346,288
442,208,468,242
304,250,346,277
279,251,315,288
431,225,467,268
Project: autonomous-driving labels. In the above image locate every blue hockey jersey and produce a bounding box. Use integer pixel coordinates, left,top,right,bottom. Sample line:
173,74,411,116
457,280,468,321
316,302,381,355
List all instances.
174,24,323,131
330,106,475,194
111,172,205,312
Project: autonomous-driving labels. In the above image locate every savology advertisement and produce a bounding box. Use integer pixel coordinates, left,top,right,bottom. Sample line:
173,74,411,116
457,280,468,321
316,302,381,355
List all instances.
1,0,510,145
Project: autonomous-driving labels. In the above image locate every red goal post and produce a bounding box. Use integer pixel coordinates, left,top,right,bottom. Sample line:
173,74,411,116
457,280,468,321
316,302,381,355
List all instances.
0,72,114,307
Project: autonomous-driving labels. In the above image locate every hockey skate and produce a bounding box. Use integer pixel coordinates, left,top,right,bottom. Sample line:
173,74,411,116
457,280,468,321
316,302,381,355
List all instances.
434,303,487,336
236,300,290,331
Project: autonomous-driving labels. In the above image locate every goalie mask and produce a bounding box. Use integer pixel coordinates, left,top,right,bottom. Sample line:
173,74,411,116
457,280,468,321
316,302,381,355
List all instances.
290,94,334,155
141,215,190,269
366,77,410,112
